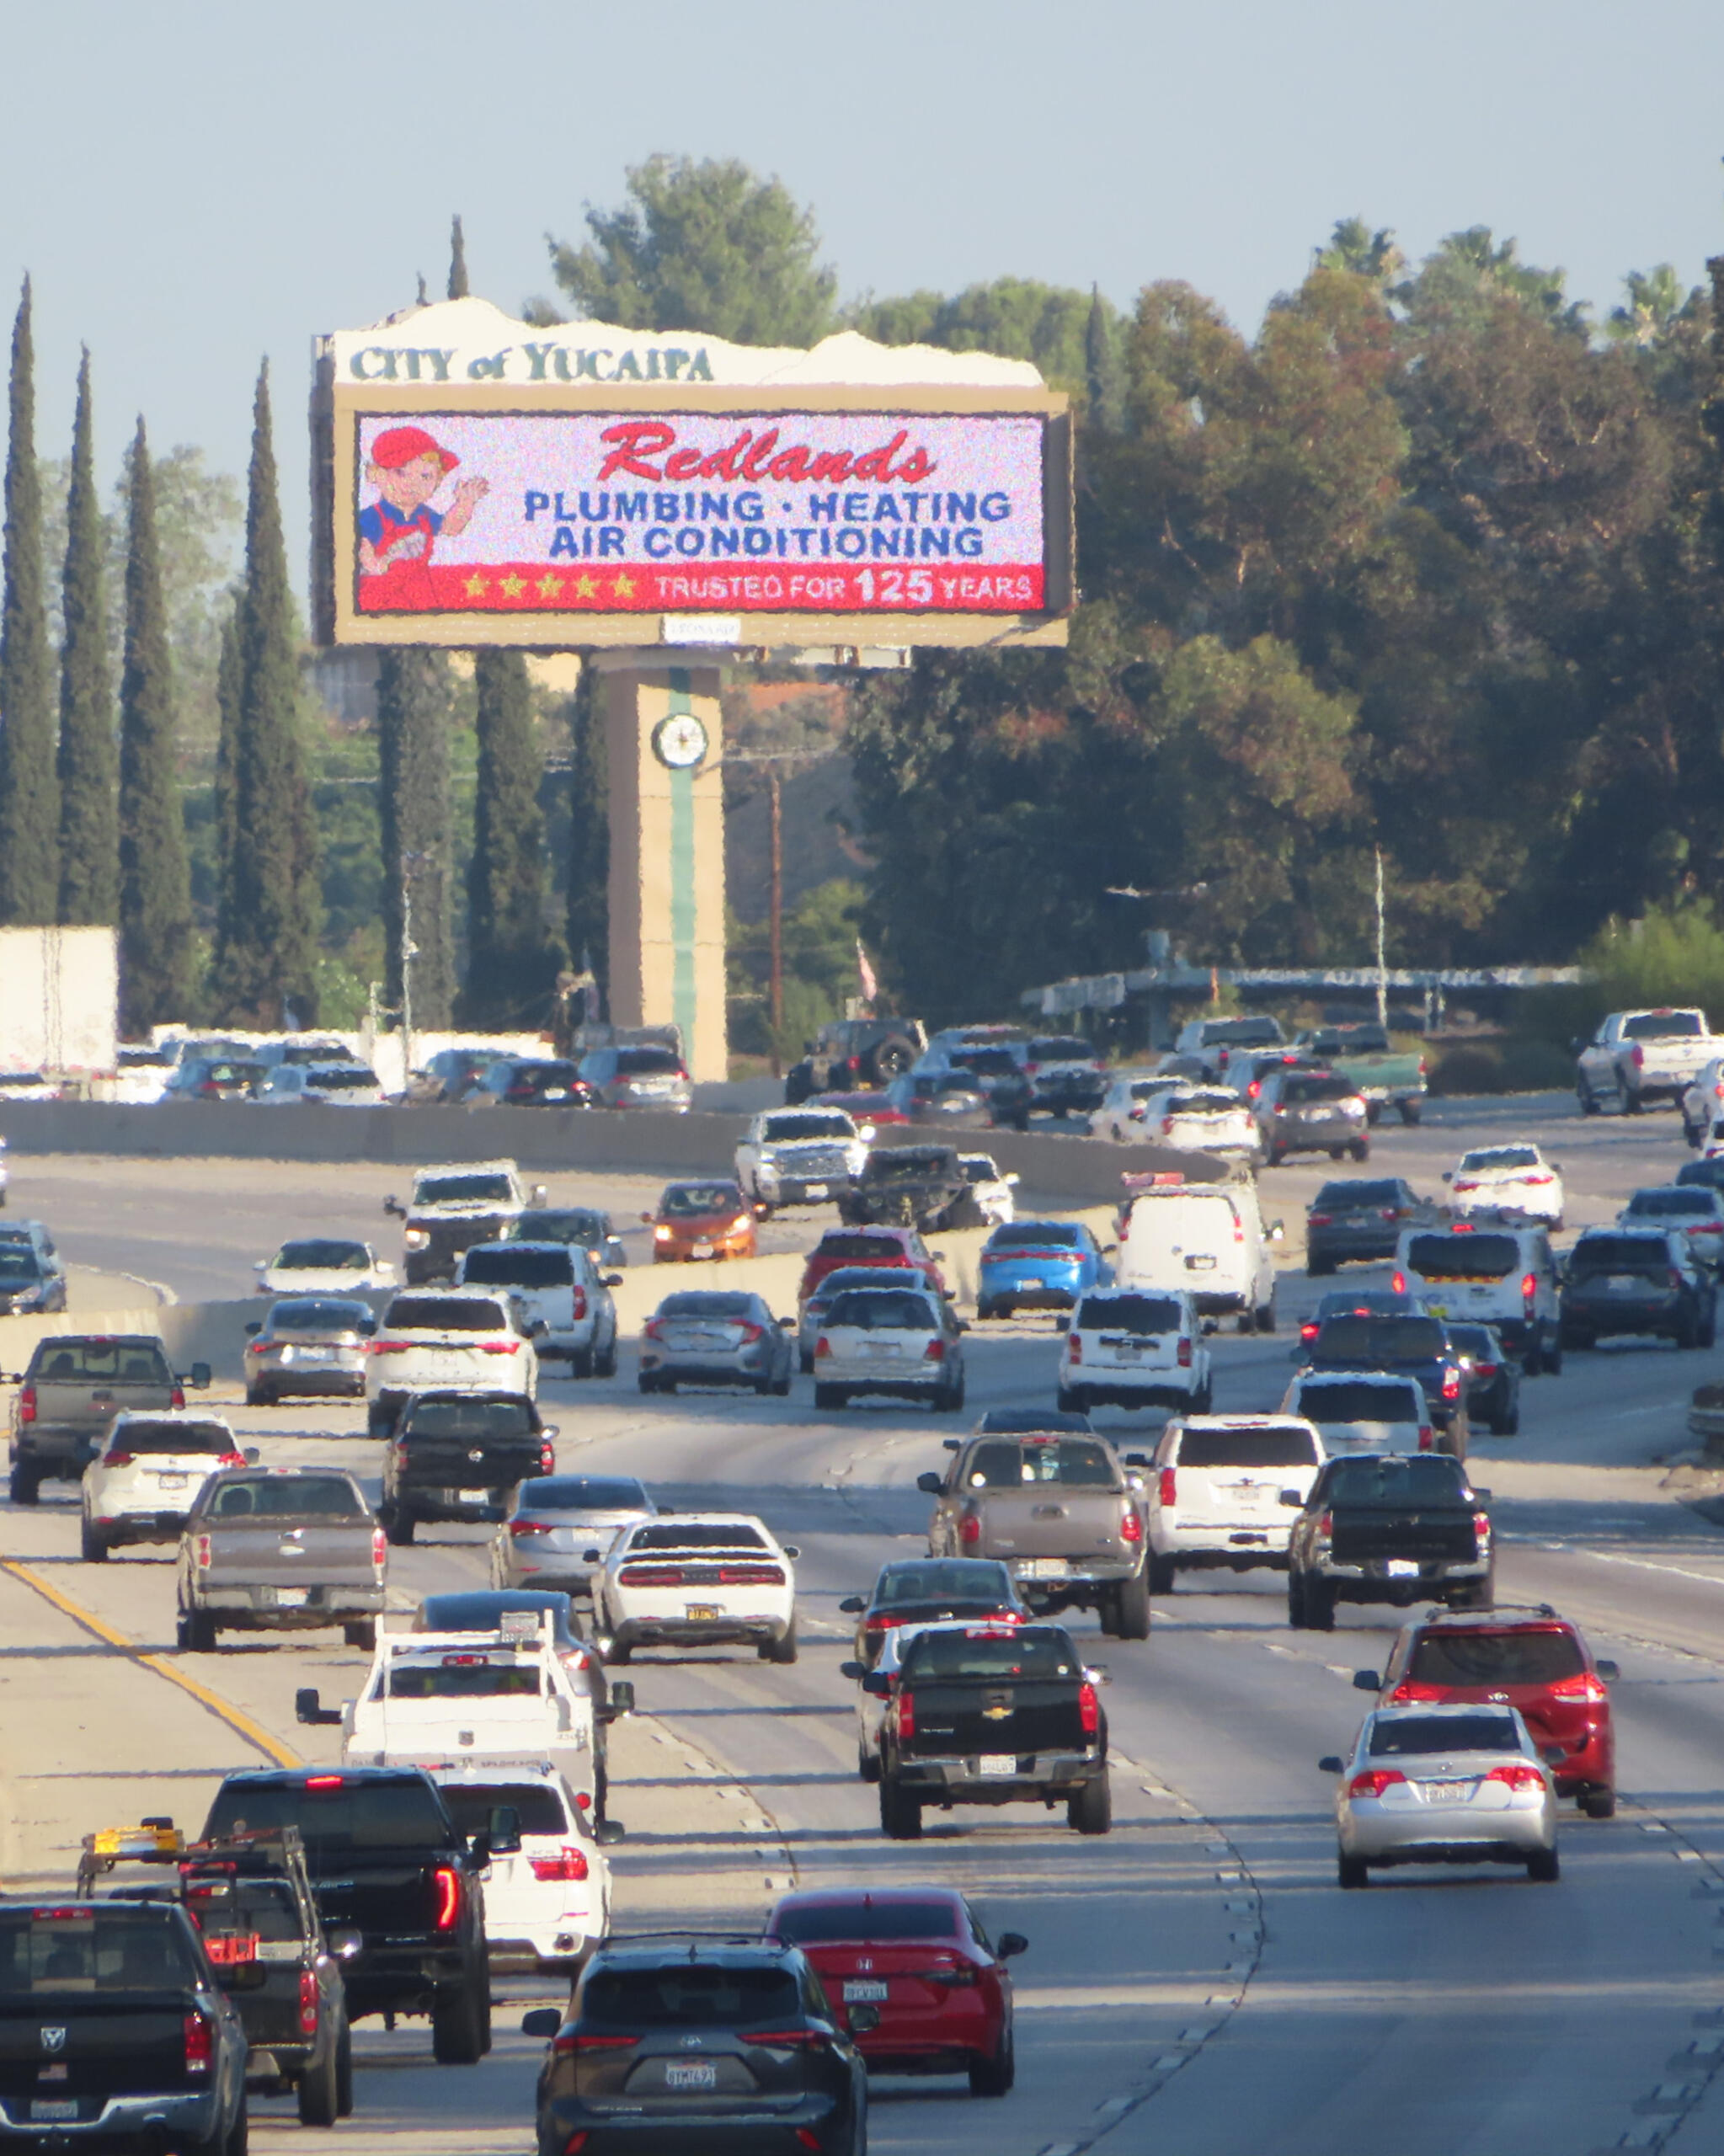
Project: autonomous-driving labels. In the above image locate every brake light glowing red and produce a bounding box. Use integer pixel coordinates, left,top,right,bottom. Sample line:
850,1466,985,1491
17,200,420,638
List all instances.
299,1967,320,2033
17,1385,34,1423
541,1440,557,1474
1318,1510,1333,1538
1521,1272,1537,1303
1159,1467,1177,1508
184,2009,214,2074
897,1689,915,1740
1300,1321,1319,1342
1549,1672,1609,1705
305,1774,344,1790
1348,1769,1406,1798
372,1525,387,1572
1120,1507,1142,1544
1484,1762,1545,1790
570,1289,587,1321
814,1336,831,1359
529,1846,590,1881
1474,1510,1492,1550
170,1384,185,1409
1177,1337,1192,1367
371,1339,412,1355
510,1518,552,1537
1441,1367,1460,1402
478,1340,521,1355
1068,1334,1082,1363
1388,1680,1448,1702
958,1513,981,1545
1078,1679,1100,1734
195,1534,212,1569
104,1449,136,1467
923,1337,946,1361
431,1865,460,1930
1391,1271,1406,1294
1417,1426,1433,1451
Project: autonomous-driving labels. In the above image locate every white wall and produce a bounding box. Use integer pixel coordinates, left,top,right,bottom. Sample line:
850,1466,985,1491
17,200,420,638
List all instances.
0,926,118,1073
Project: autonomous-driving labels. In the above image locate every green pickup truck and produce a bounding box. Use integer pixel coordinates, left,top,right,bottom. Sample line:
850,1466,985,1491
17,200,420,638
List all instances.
1294,1025,1427,1125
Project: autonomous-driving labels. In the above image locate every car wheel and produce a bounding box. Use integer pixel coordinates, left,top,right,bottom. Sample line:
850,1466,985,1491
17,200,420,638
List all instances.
243,1383,268,1408
8,1463,39,1505
1329,1147,1347,1161
1057,1385,1088,1416
968,2030,1015,2096
761,1620,798,1664
1526,1848,1561,1883
384,1508,415,1547
878,1780,922,1839
1544,1330,1563,1375
1398,1100,1422,1126
754,1374,774,1396
1149,1552,1177,1595
1068,1771,1113,1835
366,1401,395,1438
296,2036,340,2127
181,1606,218,1653
1307,1255,1335,1278
343,1620,376,1652
1304,1579,1336,1631
571,1350,595,1380
80,1516,109,1562
814,1384,846,1411
430,1983,486,2065
798,1348,814,1374
594,1336,618,1379
334,2025,353,2117
1580,1787,1616,1819
1337,1851,1369,1890
1266,1144,1287,1166
1256,1297,1276,1334
1348,1139,1370,1162
858,1743,881,1785
867,1038,916,1085
1577,1078,1599,1117
1114,1570,1151,1641
773,1368,792,1396
1492,1408,1519,1438
1703,1305,1719,1352
1287,1572,1308,1629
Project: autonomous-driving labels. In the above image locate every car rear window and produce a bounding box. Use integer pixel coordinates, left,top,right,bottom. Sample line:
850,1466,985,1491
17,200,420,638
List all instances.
184,1875,303,1946
1406,1234,1519,1281
416,1174,515,1205
584,1961,800,2028
1314,1315,1446,1361
1029,1038,1092,1061
112,1418,232,1454
1406,1629,1585,1687
270,1299,371,1334
462,1246,576,1287
272,1239,371,1269
510,1210,606,1244
615,1046,681,1075
204,1476,362,1519
30,1338,172,1385
825,1289,938,1331
1202,1018,1280,1045
437,1780,568,1838
628,1523,767,1551
1567,1235,1671,1275
1625,1189,1712,1218
1622,1011,1704,1038
951,1048,1020,1075
382,1297,509,1331
1445,1326,1498,1357
519,1477,648,1512
1325,1457,1470,1504
0,1908,203,1993
403,1398,534,1440
1297,1380,1421,1423
963,1439,1118,1488
1284,1075,1357,1103
1459,1147,1539,1172
816,1235,902,1261
1678,1161,1724,1191
387,1660,542,1700
988,1224,1081,1250
773,1900,960,1943
309,1066,379,1090
1077,1294,1183,1334
900,1627,1081,1682
761,1113,854,1142
659,1293,755,1317
203,1776,455,1856
1174,1425,1321,1466
0,1249,44,1280
1313,1181,1400,1211
875,1561,1013,1606
1369,1713,1521,1756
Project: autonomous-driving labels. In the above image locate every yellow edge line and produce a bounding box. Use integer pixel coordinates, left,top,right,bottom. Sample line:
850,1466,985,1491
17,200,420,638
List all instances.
1,1558,301,1770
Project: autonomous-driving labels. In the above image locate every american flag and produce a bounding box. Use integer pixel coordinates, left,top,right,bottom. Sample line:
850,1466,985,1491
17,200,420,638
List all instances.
857,941,878,1005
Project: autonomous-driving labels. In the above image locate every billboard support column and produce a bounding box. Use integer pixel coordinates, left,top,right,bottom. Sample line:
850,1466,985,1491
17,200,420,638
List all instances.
600,660,729,1083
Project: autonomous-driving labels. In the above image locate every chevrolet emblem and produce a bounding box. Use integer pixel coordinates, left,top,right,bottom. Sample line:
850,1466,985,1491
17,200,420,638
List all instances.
982,1704,1011,1721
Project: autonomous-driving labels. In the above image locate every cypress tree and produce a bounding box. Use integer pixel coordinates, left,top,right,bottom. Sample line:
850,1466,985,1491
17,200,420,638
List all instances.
216,363,319,1025
118,419,193,1029
1084,285,1123,434
211,599,241,963
376,648,454,1026
448,216,470,301
566,664,609,1001
0,275,58,921
461,649,561,1023
57,348,119,924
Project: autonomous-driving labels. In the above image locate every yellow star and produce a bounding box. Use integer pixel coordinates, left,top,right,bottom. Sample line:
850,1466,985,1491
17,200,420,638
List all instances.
612,570,636,600
574,573,598,598
499,572,527,598
536,572,564,598
462,572,488,597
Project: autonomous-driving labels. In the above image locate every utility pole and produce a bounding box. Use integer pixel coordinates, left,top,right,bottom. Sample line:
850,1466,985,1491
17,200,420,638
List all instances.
769,771,783,1076
1374,846,1388,1030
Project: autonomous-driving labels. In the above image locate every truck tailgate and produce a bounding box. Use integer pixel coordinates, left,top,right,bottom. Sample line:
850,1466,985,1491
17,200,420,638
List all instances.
1332,1509,1476,1566
401,1435,543,1491
0,1995,198,2105
201,1521,376,1588
906,1678,1089,1758
974,1490,1130,1563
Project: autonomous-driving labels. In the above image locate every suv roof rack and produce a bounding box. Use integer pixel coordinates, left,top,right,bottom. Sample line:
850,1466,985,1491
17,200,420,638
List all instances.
1420,1602,1560,1622
596,1929,780,1957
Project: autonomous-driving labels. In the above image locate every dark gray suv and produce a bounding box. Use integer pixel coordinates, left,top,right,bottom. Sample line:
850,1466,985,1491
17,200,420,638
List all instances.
785,1017,926,1102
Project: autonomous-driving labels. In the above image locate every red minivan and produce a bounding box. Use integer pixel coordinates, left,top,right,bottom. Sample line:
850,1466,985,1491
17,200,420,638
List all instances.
1362,1604,1618,1817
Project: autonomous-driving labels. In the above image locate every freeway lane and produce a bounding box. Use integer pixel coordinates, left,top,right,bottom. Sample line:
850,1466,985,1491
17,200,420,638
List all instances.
8,1095,1724,2151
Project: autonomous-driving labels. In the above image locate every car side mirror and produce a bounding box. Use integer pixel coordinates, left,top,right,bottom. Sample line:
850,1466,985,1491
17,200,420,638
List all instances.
838,1597,865,1614
521,2008,563,2040
1441,1171,1453,1183
954,1317,971,1333
1124,1453,1150,1469
1201,1319,1219,1336
931,1251,947,1262
942,1438,961,1452
596,1818,626,1845
778,1315,795,1329
1319,1755,1345,1776
1054,1315,1070,1334
384,1197,403,1219
861,1671,891,1697
782,1545,800,1561
252,1259,266,1273
526,1320,548,1338
997,1931,1028,1958
639,1213,654,1225
1473,1487,1492,1502
839,1659,865,1681
1551,1161,1564,1172
1278,1489,1303,1507
243,1321,262,1337
189,1363,211,1390
328,1929,363,1961
539,1424,560,1442
848,2004,882,2034
243,1448,260,1466
1596,1659,1620,1683
295,1688,343,1726
1353,1669,1381,1692
916,1471,944,1494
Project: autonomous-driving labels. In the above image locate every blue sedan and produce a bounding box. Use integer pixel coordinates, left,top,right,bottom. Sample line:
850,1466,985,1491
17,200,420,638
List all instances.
977,1219,1112,1319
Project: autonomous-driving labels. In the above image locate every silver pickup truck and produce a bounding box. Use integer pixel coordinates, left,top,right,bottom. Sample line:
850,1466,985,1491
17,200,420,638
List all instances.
176,1466,385,1653
918,1416,1154,1639
8,1331,211,1502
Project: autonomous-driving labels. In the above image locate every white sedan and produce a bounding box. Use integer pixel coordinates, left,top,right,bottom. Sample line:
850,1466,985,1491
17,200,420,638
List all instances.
1444,1143,1565,1227
425,1758,617,1974
1140,1086,1258,1159
592,1514,799,1664
253,1061,387,1107
256,1236,397,1294
1089,1071,1173,1142
366,1289,538,1435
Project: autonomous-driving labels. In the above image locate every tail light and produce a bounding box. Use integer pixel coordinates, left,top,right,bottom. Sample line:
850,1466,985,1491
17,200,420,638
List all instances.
371,1525,387,1572
814,1336,831,1359
392,1442,410,1470
217,1449,245,1467
431,1866,461,1931
1474,1362,1498,1378
1473,1510,1492,1550
1078,1680,1101,1733
735,1322,764,1343
1631,1043,1645,1070
478,1340,521,1356
170,1384,185,1409
620,1564,685,1586
958,1513,981,1545
1347,1769,1406,1798
1158,1467,1177,1508
1417,1426,1433,1451
1128,1107,1145,1123
104,1449,136,1468
745,2029,826,2049
1441,1367,1460,1402
195,1534,212,1569
896,1689,915,1740
1300,1321,1319,1344
1379,1208,1398,1222
1307,1213,1331,1225
530,1846,590,1881
1068,1335,1082,1363
570,1289,588,1320
552,2032,638,2057
1121,1507,1142,1544
298,1967,320,2034
1521,1272,1537,1303
718,1563,786,1585
184,2009,215,2073
1549,1672,1609,1705
1485,1762,1545,1790
1523,1173,1553,1187
17,1385,35,1423
1161,1117,1175,1136
1670,1270,1687,1290
915,1956,978,1987
643,1320,666,1342
1317,1510,1333,1539
863,1613,902,1635
1177,1337,1192,1367
371,1339,412,1355
1391,1271,1406,1294
510,1519,552,1537
541,1440,557,1474
923,1338,947,1361
1247,1079,1262,1101
1388,1679,1448,1702
1452,1178,1477,1193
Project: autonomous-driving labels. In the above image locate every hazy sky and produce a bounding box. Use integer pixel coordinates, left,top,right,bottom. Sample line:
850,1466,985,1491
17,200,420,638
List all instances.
5,0,1722,590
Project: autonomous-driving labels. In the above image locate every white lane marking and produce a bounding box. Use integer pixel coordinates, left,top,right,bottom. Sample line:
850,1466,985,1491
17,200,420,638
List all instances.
1538,1543,1724,1593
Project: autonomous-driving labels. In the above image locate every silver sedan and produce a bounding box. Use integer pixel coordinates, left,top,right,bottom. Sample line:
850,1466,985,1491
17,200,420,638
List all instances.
242,1295,376,1406
1321,1704,1559,1887
490,1473,657,1598
638,1290,795,1395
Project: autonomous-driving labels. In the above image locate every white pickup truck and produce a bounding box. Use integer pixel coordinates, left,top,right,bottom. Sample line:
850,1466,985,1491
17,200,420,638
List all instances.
1575,1009,1720,1115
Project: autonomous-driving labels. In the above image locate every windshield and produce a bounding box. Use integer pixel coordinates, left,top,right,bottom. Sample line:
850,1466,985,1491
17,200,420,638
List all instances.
462,1246,576,1287
615,1046,681,1075
387,1659,542,1700
1314,1315,1446,1362
1298,1380,1420,1423
111,1418,232,1454
269,1299,371,1333
1458,1147,1540,1172
815,1235,905,1262
1076,1294,1183,1334
1313,1182,1400,1211
659,1292,756,1318
403,1398,533,1440
661,1185,745,1217
0,1908,203,1993
1406,1234,1519,1282
1623,1011,1704,1039
416,1174,515,1206
437,1781,568,1837
964,1439,1118,1488
382,1297,508,1332
1369,1714,1521,1757
1168,1091,1241,1114
518,1476,648,1513
272,1240,371,1271
900,1626,1081,1682
510,1210,606,1246
761,1113,853,1142
583,1963,799,2029
876,1561,1013,1607
1625,1190,1712,1218
203,1777,455,1857
1406,1629,1585,1687
31,1339,170,1385
1568,1235,1671,1275
825,1289,939,1331
1029,1037,1091,1060
773,1900,959,1943
204,1476,361,1519
1325,1458,1471,1504
1175,1426,1321,1466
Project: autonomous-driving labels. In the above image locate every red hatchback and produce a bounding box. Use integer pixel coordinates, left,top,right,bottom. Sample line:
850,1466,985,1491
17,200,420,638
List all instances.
1363,1604,1619,1817
798,1226,947,1305
765,1887,1024,2095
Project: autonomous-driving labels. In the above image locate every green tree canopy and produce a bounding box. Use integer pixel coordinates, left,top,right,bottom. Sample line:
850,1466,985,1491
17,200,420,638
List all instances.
0,275,58,923
57,348,119,926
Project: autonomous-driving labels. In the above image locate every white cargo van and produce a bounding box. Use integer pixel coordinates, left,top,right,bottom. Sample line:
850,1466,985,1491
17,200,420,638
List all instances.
1116,1177,1279,1332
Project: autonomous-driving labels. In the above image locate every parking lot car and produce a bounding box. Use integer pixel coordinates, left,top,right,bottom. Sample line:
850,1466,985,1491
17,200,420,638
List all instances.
1022,1033,1106,1117
840,1556,1027,1670
1358,1603,1618,1817
366,1289,540,1435
9,1331,211,1504
380,1389,557,1545
766,1886,1025,2094
467,1057,593,1107
1116,1176,1280,1332
1255,1067,1370,1165
1619,1183,1724,1271
177,1466,387,1652
0,1239,65,1314
814,1283,968,1412
798,1224,947,1304
784,1014,927,1100
1559,1227,1717,1350
1444,1322,1522,1435
490,1474,658,1598
1303,1309,1469,1449
864,1618,1113,1838
201,1766,493,2062
1147,1413,1325,1590
577,1042,692,1111
502,1205,628,1271
591,1513,799,1663
253,1060,387,1107
80,1409,250,1561
1057,1286,1211,1414
243,1294,376,1405
426,1758,617,1974
1305,1177,1434,1275
638,1289,795,1396
1393,1220,1562,1372
1287,1453,1494,1627
521,1934,867,2156
734,1106,867,1209
384,1159,546,1284
1282,1370,1435,1458
456,1239,619,1374
1322,1704,1559,1886
1444,1142,1565,1227
254,1236,396,1294
838,1143,969,1232
644,1179,760,1262
977,1218,1111,1320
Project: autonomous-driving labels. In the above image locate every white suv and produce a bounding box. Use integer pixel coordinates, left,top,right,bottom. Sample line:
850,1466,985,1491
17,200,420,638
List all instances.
456,1241,619,1375
81,1411,251,1562
1147,1414,1326,1591
366,1289,539,1436
1394,1221,1561,1371
1057,1287,1212,1414
424,1758,617,1974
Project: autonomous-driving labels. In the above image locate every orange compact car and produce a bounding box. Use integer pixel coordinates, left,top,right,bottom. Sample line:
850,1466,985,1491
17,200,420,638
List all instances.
646,1180,761,1262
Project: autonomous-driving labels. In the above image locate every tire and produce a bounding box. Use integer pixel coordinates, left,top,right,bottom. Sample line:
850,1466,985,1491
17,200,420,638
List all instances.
784,1062,814,1105
1364,1102,1382,1128
1398,1100,1422,1126
1348,1139,1370,1162
334,2025,353,2117
977,1299,997,1322
1544,1331,1563,1376
1329,1148,1347,1162
1526,1847,1561,1882
1624,1086,1643,1115
1068,1771,1113,1835
814,1384,846,1411
879,1780,922,1839
344,1620,376,1652
761,1620,798,1664
968,2030,1015,2096
1337,1851,1369,1891
1578,1078,1600,1117
773,1369,792,1397
1149,1551,1177,1596
180,1606,218,1653
1114,1569,1151,1641
1581,1787,1616,1820
571,1350,594,1380
1256,1296,1276,1334
384,1508,415,1546
1056,1386,1086,1416
243,1383,268,1408
430,1983,486,2065
1287,1571,1307,1628
227,2095,249,2156
798,1348,814,1374
8,1462,39,1506
1491,1406,1519,1438
594,1336,618,1379
1266,1145,1286,1166
755,1374,773,1396
604,1637,632,1666
867,1037,916,1085
80,1516,109,1562
859,1744,881,1785
366,1401,396,1438
1304,1578,1336,1631
1449,1574,1493,1610
1307,1255,1335,1278
296,2039,339,2127
1095,1590,1118,1638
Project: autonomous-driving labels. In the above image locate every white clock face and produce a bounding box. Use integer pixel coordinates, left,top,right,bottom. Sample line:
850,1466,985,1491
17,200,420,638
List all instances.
654,713,709,770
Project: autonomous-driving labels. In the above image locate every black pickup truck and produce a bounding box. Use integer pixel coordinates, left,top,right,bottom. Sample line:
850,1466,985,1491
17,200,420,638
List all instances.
1285,1454,1494,1629
0,1896,249,2153
201,1766,496,2066
379,1390,557,1546
838,1145,969,1233
862,1619,1112,1839
1303,1311,1469,1452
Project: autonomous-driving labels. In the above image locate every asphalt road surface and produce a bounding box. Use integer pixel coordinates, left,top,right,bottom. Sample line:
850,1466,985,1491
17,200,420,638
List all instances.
6,1094,1724,2154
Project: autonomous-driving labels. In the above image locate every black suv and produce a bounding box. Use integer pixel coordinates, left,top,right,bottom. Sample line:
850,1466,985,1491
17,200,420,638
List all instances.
785,1018,926,1102
1560,1229,1716,1350
1305,1178,1433,1274
201,1767,495,2064
1305,1311,1469,1449
524,1935,867,2156
380,1389,557,1545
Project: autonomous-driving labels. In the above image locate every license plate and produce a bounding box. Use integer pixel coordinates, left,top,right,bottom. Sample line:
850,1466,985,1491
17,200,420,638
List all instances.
978,1753,1017,1775
1608,1275,1642,1293
1425,1302,1449,1317
1022,1558,1065,1579
1384,1559,1419,1577
543,1088,568,1099
1424,1780,1472,1804
666,2062,717,2090
1187,1253,1217,1270
687,1332,727,1349
156,1472,188,1491
693,1241,713,1257
843,1978,889,2002
866,1341,900,1356
1115,1344,1145,1360
274,1587,310,1607
300,1345,335,1363
685,1604,719,1621
804,1182,828,1198
458,1487,488,1502
30,2102,78,2122
1019,1276,1045,1289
